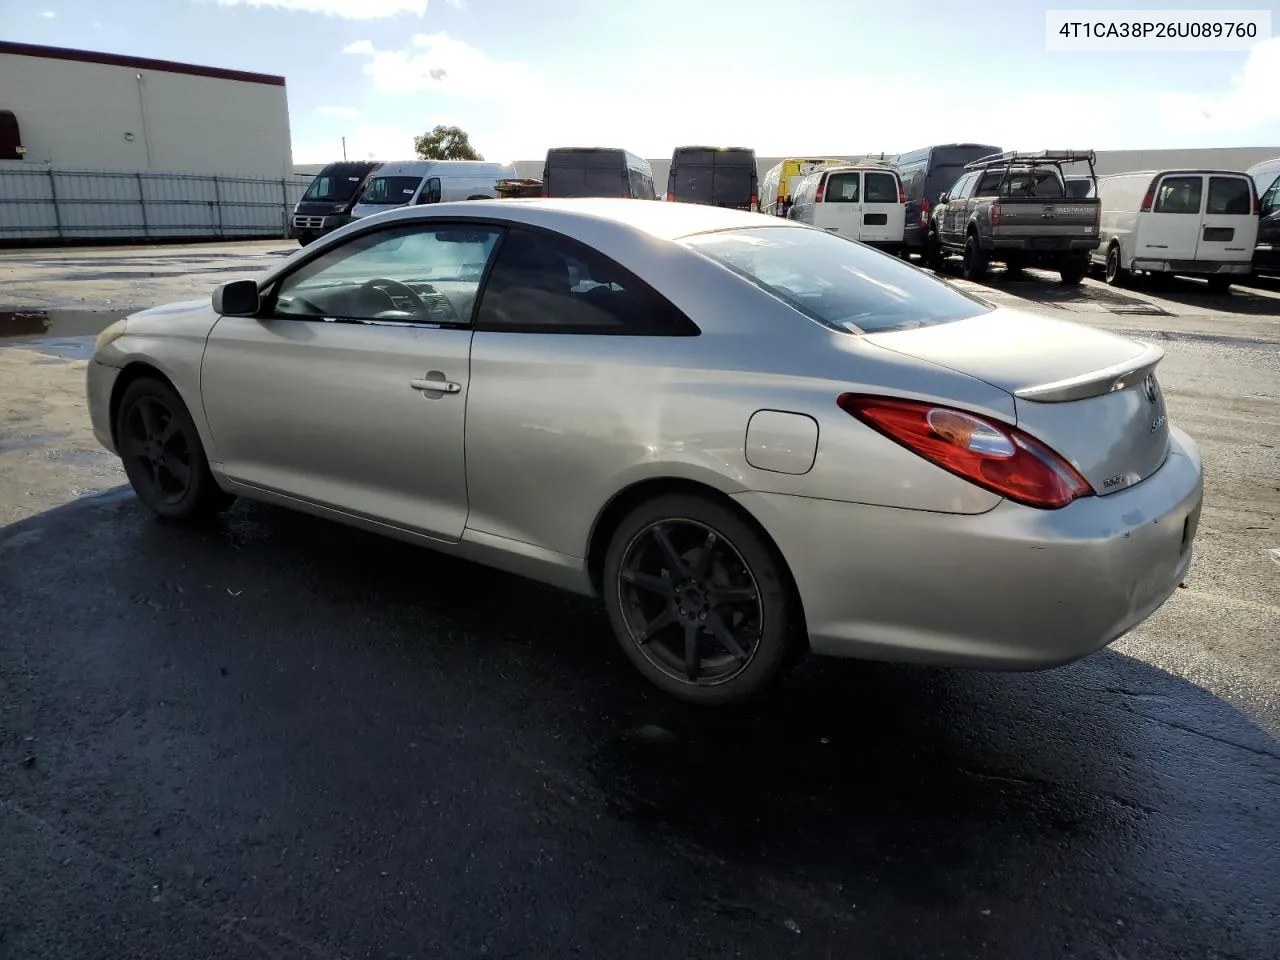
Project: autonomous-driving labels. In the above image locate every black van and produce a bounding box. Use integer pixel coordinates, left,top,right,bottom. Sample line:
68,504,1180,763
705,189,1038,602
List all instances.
290,160,384,245
667,146,759,211
892,144,1001,256
542,148,657,200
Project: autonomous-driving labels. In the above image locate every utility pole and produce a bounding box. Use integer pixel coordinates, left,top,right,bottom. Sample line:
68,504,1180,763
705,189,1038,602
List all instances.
342,137,347,161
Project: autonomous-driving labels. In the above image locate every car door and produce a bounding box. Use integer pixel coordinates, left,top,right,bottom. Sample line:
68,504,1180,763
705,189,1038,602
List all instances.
200,219,504,542
817,170,861,238
1138,174,1203,261
463,225,701,558
860,169,905,243
939,173,973,244
1196,174,1258,263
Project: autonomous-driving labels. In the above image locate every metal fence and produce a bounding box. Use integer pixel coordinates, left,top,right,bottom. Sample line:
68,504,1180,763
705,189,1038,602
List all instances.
0,165,315,243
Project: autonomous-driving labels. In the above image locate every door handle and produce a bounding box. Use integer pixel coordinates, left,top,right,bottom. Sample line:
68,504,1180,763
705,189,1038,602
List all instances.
410,377,461,394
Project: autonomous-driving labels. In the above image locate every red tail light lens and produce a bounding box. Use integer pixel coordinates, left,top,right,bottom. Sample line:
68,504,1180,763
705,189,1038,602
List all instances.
667,192,675,203
920,199,931,225
897,180,906,204
990,201,1001,228
1140,176,1158,212
750,194,759,212
836,394,1094,509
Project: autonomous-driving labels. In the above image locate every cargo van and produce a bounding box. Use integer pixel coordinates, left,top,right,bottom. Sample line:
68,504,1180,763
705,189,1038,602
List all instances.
542,148,656,199
290,160,383,245
1090,169,1259,292
787,163,907,252
348,159,519,221
1064,175,1097,199
759,158,846,216
1246,157,1280,276
667,146,758,210
892,143,1002,256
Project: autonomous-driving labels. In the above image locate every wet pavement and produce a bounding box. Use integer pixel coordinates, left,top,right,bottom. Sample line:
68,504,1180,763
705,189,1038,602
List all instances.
1,242,1279,958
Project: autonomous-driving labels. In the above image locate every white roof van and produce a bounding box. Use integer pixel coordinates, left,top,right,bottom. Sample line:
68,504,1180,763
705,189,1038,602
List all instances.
787,163,907,252
350,159,519,221
1090,169,1258,292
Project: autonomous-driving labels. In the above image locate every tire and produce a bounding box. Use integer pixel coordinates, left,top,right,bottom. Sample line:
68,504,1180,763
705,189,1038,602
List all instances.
1205,275,1233,295
1059,258,1087,285
1104,243,1129,287
1004,255,1025,277
114,377,233,522
961,234,989,282
602,493,799,706
923,230,945,271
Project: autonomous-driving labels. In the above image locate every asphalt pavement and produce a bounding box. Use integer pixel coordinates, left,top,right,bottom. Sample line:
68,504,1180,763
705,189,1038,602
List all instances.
1,242,1278,959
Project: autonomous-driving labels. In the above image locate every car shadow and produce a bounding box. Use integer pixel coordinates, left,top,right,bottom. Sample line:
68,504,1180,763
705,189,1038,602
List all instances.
3,490,1278,957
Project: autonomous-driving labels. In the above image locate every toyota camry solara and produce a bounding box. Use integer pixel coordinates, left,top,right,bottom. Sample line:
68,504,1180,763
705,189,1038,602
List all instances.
86,198,1203,704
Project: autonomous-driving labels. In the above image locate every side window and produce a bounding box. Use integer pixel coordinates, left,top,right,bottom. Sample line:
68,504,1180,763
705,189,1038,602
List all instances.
1207,176,1252,215
1155,176,1203,214
476,227,699,336
271,223,503,324
945,173,971,200
1261,175,1280,216
865,172,899,202
420,177,442,204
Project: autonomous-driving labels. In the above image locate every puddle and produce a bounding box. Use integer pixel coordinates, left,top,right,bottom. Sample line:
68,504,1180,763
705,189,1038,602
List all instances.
0,308,128,360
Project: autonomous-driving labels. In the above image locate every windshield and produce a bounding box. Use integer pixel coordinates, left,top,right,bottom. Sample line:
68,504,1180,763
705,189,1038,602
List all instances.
358,176,423,205
682,226,991,334
302,174,365,202
672,164,755,206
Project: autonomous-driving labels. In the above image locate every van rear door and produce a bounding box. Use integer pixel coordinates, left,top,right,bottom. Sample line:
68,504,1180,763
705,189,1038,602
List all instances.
860,169,906,243
1138,173,1203,261
813,170,862,239
1195,174,1258,264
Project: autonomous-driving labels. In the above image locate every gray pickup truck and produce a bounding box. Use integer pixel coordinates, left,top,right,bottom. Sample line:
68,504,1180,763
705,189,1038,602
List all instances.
924,150,1100,284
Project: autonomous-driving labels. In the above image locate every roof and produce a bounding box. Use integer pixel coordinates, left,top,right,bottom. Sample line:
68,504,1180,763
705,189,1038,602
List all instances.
471,197,778,240
0,41,285,87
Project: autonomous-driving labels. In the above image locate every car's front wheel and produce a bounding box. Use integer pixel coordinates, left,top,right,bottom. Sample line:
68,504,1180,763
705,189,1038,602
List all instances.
115,377,232,521
602,494,799,705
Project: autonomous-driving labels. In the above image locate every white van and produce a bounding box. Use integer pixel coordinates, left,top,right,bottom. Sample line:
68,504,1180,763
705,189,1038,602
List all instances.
1090,169,1258,292
787,163,907,252
349,159,519,221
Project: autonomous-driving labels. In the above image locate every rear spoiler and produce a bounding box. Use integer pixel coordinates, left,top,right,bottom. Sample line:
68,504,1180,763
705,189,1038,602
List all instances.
1014,342,1165,403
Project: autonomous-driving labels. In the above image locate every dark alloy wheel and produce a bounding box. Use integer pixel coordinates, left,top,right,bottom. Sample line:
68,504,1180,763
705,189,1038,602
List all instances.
962,234,988,282
115,378,232,521
603,494,798,705
1105,244,1128,286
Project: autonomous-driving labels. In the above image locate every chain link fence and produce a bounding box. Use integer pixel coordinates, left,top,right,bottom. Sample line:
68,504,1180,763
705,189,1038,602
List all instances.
0,165,315,244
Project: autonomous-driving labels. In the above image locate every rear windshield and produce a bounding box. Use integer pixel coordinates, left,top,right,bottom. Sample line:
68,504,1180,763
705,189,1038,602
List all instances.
865,171,899,202
1207,176,1253,215
546,152,628,198
672,165,754,205
975,169,1064,198
302,173,366,202
359,176,422,204
1064,178,1095,198
823,172,860,202
683,226,991,334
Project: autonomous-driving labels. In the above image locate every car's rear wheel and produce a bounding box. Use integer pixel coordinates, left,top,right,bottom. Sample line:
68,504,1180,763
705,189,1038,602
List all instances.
1105,243,1128,286
602,494,798,705
115,377,232,521
1205,275,1233,294
962,234,988,281
1059,257,1087,285
923,231,945,271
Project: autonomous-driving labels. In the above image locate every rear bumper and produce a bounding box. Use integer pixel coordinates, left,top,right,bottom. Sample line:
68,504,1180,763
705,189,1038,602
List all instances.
1251,243,1279,271
985,236,1099,255
902,222,927,249
1131,258,1252,276
736,426,1203,670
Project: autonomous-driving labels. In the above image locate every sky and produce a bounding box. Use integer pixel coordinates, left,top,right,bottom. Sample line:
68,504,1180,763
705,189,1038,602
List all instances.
2,0,1278,164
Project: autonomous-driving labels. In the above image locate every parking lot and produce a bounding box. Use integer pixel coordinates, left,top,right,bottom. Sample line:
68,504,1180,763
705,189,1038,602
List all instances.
1,241,1278,959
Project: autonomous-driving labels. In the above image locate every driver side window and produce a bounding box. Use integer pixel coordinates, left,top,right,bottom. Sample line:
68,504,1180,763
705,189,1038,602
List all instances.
271,223,503,325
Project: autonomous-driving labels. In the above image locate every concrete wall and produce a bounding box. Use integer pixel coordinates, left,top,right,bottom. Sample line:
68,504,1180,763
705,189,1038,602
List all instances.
0,48,293,179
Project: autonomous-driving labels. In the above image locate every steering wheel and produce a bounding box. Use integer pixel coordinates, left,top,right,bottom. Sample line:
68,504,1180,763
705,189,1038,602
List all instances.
361,277,424,318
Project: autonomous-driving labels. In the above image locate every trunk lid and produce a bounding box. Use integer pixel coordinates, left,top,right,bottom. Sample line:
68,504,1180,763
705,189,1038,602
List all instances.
863,308,1171,495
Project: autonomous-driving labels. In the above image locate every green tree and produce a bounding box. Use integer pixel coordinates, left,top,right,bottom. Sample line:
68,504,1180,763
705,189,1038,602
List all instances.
414,125,484,161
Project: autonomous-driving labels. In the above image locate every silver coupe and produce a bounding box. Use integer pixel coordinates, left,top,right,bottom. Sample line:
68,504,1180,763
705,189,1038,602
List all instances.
86,199,1204,704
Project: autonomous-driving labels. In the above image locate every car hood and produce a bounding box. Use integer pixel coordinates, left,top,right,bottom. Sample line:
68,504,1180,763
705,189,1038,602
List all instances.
125,298,220,338
862,307,1172,496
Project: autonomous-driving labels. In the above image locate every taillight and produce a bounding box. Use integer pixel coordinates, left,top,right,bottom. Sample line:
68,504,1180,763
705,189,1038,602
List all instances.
667,192,675,203
750,194,759,212
990,201,1001,228
1095,203,1101,227
897,180,906,204
1140,176,1158,212
920,199,930,225
815,181,826,203
1254,189,1261,216
836,394,1094,509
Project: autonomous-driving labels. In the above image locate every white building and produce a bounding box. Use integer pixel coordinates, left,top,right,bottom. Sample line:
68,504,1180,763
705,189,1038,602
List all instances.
0,41,293,179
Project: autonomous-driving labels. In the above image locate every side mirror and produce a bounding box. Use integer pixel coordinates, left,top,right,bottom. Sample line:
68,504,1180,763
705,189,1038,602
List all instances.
212,279,260,317
938,193,949,204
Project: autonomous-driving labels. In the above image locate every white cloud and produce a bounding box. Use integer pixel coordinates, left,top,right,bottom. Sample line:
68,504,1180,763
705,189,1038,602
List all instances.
1155,37,1280,133
41,10,56,17
317,105,361,118
342,32,538,101
215,0,428,19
